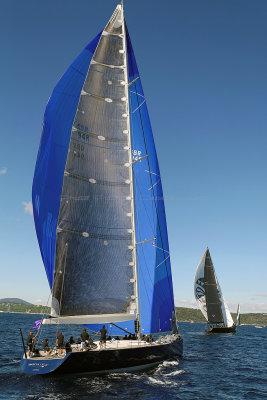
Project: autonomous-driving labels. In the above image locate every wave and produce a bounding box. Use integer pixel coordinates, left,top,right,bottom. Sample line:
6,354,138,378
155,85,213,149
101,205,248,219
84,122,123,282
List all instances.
164,370,185,377
148,376,175,386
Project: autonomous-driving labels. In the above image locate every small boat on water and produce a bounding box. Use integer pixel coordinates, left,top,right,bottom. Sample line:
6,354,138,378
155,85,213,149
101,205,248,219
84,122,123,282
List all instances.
194,248,237,333
21,0,182,375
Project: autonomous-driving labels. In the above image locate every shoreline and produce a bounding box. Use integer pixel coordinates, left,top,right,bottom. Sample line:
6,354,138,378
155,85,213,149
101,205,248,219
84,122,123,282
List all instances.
1,313,266,326
0,311,46,315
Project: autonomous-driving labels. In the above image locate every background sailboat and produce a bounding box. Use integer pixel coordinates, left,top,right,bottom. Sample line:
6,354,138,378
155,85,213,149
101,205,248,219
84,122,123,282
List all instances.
21,1,182,375
194,248,236,333
236,304,241,326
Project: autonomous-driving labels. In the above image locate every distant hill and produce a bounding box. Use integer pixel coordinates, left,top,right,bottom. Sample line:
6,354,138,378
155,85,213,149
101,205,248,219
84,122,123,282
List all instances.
0,302,266,325
0,298,32,305
0,301,49,314
176,307,206,322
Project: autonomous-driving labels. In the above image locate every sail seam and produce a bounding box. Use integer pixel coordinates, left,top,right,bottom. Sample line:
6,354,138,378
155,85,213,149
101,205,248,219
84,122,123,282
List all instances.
103,30,123,38
90,67,124,77
73,130,128,144
56,228,131,240
91,60,125,69
64,172,130,186
81,90,127,103
70,141,128,151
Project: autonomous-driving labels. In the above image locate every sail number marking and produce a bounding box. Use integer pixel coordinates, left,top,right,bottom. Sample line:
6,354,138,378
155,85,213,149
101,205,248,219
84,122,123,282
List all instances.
75,123,90,141
132,149,141,162
195,278,205,299
73,142,84,159
76,123,88,132
77,132,89,142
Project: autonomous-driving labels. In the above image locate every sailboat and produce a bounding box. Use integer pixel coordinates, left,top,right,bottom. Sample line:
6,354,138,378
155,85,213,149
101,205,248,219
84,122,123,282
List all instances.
21,1,182,375
194,248,236,333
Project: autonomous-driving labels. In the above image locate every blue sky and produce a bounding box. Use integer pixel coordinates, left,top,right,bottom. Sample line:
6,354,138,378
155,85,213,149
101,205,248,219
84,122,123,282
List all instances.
0,0,266,313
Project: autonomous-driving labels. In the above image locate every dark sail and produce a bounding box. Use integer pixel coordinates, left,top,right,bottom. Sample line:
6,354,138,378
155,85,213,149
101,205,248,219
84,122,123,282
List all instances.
204,249,224,324
52,5,135,317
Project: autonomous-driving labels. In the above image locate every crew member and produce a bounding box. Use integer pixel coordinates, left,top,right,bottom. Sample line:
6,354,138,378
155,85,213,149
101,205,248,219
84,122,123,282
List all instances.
80,328,89,351
27,331,37,357
56,331,65,355
96,325,107,349
42,338,52,355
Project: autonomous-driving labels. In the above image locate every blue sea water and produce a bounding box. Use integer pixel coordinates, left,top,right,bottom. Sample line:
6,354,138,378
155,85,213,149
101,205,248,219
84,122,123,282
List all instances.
0,313,266,399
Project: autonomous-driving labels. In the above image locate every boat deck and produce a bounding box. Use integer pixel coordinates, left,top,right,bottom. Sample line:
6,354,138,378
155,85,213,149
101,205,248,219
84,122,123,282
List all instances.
25,340,161,360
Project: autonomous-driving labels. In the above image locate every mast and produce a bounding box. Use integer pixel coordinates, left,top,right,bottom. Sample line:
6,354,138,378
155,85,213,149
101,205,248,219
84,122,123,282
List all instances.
121,2,141,336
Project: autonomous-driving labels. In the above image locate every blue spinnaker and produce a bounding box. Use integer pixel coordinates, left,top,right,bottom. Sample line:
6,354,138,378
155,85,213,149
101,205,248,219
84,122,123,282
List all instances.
32,33,101,288
126,26,175,334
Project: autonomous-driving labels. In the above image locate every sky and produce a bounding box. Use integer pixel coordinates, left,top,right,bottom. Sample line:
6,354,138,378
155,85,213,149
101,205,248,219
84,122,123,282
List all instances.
0,0,267,313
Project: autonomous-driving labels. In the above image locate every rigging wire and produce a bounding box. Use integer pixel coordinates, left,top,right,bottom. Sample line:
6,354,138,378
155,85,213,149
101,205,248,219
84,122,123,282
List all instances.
34,291,52,349
56,243,68,343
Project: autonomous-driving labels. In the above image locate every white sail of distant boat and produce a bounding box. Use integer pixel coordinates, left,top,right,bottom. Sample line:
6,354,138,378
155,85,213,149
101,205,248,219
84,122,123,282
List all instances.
194,248,236,333
236,304,240,326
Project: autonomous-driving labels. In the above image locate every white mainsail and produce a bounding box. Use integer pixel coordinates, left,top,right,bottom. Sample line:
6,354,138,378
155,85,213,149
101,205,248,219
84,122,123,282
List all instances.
236,304,241,325
217,280,234,327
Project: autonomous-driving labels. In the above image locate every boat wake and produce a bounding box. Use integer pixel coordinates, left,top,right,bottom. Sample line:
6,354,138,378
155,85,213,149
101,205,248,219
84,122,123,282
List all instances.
144,359,186,387
9,359,20,364
164,370,185,377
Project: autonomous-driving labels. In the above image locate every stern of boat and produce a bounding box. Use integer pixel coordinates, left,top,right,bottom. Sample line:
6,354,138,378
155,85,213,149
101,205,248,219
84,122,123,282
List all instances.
21,353,71,375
